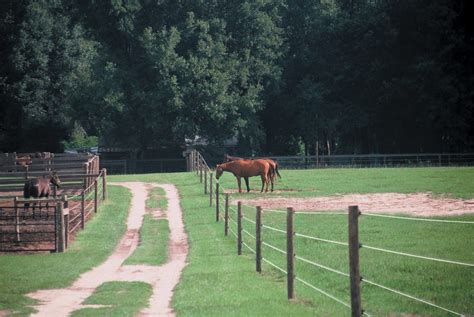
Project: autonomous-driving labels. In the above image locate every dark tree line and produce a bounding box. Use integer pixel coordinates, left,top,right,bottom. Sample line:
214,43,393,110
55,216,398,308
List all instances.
1,0,473,155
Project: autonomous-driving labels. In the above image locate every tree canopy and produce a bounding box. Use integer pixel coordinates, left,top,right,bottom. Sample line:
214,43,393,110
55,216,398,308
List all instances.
1,0,472,155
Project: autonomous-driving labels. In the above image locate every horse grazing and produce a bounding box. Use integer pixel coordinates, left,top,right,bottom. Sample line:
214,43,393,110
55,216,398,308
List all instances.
216,159,273,193
23,171,61,217
223,154,281,191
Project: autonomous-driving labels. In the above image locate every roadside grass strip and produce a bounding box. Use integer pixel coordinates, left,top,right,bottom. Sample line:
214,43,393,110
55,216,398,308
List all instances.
70,281,152,317
124,214,169,266
0,186,130,317
124,185,169,266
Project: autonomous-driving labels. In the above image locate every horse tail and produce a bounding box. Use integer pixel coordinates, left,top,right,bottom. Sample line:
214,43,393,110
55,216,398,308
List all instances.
274,161,281,179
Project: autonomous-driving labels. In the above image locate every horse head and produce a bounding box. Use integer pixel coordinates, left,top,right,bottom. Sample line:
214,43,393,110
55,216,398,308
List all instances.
215,164,223,179
49,170,61,188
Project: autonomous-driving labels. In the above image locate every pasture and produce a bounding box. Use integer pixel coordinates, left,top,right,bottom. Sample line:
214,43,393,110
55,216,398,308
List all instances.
0,166,473,316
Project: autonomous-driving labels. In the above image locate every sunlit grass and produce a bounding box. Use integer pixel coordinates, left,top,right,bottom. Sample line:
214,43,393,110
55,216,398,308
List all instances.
70,281,152,317
0,186,130,316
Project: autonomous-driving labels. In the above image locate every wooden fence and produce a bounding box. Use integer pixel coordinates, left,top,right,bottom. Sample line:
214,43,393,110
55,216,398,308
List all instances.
190,149,472,317
0,153,107,252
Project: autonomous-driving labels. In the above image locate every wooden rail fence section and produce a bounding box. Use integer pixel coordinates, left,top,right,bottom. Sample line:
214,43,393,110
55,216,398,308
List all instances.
0,152,107,253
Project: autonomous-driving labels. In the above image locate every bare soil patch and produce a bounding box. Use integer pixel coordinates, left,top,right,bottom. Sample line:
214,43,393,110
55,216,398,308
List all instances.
237,192,474,217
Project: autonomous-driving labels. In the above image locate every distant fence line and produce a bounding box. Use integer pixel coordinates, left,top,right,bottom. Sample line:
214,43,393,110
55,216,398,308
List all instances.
100,158,186,174
189,149,472,317
100,152,474,174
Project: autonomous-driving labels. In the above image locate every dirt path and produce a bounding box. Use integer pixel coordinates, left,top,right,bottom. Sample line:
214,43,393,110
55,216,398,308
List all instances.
28,182,188,317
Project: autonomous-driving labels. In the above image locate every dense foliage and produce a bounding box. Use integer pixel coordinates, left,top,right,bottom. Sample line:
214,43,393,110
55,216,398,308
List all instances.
1,0,472,155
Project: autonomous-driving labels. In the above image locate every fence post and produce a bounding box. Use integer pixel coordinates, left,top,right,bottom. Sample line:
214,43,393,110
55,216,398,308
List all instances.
83,162,88,190
200,160,203,183
14,197,20,242
196,152,199,175
102,168,107,200
209,172,213,207
204,169,208,194
349,205,362,317
56,202,65,252
81,191,85,229
63,195,69,249
237,201,242,255
94,178,98,213
287,207,295,300
256,206,262,273
216,180,220,222
225,194,229,236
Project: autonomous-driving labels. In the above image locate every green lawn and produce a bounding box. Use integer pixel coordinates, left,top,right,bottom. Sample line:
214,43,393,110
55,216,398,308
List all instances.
124,186,169,266
1,167,472,316
70,282,152,317
0,186,131,316
113,167,474,316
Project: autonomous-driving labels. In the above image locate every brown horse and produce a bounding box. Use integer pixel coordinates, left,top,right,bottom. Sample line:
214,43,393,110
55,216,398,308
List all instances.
216,159,273,193
223,154,281,191
23,171,61,217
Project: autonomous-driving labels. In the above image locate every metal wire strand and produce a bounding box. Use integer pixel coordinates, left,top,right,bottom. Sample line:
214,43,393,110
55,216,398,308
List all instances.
262,224,286,234
242,228,256,240
242,241,256,254
295,277,352,310
295,232,348,247
362,278,464,316
295,255,350,278
262,257,287,274
361,244,474,267
363,212,474,224
262,241,287,255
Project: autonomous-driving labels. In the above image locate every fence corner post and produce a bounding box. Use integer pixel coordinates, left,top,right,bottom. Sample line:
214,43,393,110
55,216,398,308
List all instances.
348,205,362,317
14,196,20,242
102,168,107,200
209,172,213,207
56,202,65,252
287,207,295,300
204,169,208,194
63,195,69,249
237,201,242,255
256,206,262,273
225,193,229,236
81,191,85,229
215,179,220,221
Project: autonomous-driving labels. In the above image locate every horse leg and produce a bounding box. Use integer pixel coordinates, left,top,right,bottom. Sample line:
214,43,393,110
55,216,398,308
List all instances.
260,175,266,193
237,177,242,193
244,177,250,192
270,172,274,192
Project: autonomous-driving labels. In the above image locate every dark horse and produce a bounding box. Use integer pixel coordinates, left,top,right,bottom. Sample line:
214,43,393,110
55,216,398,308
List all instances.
216,159,274,193
23,171,61,217
223,154,281,192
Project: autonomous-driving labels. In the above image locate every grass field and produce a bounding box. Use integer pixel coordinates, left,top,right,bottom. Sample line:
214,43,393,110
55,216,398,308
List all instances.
1,167,473,316
111,167,474,316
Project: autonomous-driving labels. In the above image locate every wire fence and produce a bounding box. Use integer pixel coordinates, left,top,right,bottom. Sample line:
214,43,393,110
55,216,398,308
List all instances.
190,149,473,317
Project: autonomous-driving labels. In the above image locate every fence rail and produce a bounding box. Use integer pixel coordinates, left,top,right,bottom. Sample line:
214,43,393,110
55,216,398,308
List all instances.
0,153,107,253
189,149,472,317
191,151,474,170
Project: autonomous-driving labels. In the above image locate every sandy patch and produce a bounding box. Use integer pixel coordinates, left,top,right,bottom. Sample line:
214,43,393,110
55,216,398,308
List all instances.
236,193,474,217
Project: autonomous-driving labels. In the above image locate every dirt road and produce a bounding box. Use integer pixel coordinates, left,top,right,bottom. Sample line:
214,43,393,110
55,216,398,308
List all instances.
28,182,188,317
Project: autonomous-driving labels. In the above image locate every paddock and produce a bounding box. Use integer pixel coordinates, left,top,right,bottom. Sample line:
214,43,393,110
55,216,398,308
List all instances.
0,152,106,252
